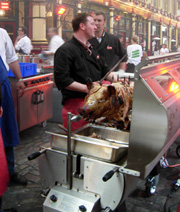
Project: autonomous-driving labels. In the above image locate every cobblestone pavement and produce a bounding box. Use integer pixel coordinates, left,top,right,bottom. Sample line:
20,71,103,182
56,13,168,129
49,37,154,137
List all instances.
2,122,180,212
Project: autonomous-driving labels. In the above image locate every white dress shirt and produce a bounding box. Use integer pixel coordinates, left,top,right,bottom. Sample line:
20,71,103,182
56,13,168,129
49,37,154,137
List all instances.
15,35,32,55
48,35,64,65
0,28,18,70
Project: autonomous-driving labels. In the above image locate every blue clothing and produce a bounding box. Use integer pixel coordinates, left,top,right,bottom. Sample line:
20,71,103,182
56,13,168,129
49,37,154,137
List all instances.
0,197,2,211
0,56,19,147
5,146,15,175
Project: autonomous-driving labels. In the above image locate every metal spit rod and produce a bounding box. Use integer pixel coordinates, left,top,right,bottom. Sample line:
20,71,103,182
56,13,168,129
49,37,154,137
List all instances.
67,113,82,190
67,112,72,190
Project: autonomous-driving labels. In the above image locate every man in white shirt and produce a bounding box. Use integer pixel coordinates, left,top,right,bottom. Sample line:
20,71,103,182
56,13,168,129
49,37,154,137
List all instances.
0,28,27,186
160,44,169,55
43,28,64,65
14,26,32,55
126,35,143,73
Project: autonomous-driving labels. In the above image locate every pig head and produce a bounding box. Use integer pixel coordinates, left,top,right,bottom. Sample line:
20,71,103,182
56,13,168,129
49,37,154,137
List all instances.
78,81,134,130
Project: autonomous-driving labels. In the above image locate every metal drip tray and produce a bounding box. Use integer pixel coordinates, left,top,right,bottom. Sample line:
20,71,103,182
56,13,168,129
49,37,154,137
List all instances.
47,124,129,162
75,124,129,144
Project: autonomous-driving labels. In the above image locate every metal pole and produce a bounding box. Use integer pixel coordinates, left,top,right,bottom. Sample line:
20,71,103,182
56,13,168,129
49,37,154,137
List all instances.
67,112,72,190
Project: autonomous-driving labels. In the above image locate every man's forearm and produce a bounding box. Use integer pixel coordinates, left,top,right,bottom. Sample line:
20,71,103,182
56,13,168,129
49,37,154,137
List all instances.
44,51,54,56
65,82,88,93
119,62,126,70
9,60,22,80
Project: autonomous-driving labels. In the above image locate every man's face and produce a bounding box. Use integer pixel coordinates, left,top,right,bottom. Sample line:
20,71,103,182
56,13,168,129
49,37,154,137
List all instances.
93,14,106,33
119,37,123,43
18,28,24,36
84,16,97,39
47,29,55,39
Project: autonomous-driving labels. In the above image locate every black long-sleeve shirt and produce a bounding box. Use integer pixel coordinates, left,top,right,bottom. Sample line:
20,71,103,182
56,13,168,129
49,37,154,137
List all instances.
89,32,127,71
54,37,110,104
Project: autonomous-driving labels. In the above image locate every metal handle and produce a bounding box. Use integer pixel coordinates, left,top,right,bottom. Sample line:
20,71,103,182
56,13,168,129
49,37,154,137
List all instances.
148,52,180,63
28,148,46,160
32,90,44,104
102,168,119,182
67,112,73,190
32,91,38,104
67,113,83,190
102,167,140,182
40,90,44,103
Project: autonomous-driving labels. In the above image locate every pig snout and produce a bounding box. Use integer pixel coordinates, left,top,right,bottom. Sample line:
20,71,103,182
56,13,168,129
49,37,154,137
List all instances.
78,106,88,117
78,106,94,120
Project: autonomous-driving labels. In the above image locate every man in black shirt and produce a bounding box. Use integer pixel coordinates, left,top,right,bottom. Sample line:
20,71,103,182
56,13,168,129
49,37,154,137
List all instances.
89,11,127,72
54,13,117,130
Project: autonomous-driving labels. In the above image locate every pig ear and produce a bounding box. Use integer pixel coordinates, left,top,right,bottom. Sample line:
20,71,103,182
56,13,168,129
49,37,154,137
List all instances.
86,77,93,90
107,85,116,96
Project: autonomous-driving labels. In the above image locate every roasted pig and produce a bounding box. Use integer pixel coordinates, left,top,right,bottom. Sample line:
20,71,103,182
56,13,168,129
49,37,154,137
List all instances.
78,81,134,130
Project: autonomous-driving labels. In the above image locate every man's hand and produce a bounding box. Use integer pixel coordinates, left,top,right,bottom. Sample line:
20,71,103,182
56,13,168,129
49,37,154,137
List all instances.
17,81,25,97
15,35,23,42
9,60,25,97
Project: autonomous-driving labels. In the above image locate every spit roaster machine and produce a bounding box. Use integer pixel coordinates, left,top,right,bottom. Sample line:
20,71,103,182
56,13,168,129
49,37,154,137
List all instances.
28,53,180,212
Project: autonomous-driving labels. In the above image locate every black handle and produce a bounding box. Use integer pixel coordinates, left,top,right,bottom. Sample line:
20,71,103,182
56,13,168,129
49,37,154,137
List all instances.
32,91,38,104
32,90,44,104
102,170,116,182
28,151,42,160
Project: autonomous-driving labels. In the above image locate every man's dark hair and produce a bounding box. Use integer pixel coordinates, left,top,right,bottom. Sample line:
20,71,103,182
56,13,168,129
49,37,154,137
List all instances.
117,34,123,39
93,11,106,21
19,26,27,34
72,13,91,32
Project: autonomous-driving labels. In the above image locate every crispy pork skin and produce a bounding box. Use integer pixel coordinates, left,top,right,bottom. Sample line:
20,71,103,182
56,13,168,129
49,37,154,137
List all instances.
78,81,134,130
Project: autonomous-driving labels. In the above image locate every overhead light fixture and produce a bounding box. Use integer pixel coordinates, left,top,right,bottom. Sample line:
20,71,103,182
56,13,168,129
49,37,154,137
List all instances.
55,5,67,16
0,9,5,16
47,11,52,17
0,1,10,10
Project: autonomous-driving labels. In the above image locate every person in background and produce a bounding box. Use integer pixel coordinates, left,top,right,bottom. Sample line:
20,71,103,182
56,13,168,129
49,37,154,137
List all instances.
42,28,64,65
154,43,160,56
0,84,18,212
160,44,169,55
0,28,26,186
0,84,9,212
126,35,143,73
89,11,127,73
14,26,32,55
54,13,117,131
117,34,124,44
177,45,180,52
171,43,176,52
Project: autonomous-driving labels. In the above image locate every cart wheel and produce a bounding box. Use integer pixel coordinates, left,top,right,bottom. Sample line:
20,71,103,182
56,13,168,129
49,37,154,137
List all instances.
176,145,180,157
41,120,47,127
145,174,159,197
146,185,156,197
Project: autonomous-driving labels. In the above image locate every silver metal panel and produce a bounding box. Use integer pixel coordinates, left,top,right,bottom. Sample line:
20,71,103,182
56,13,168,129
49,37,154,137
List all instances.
38,149,67,188
48,88,63,123
127,77,168,178
17,82,53,131
37,82,53,123
43,186,100,212
127,58,180,178
83,159,125,211
18,86,38,131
